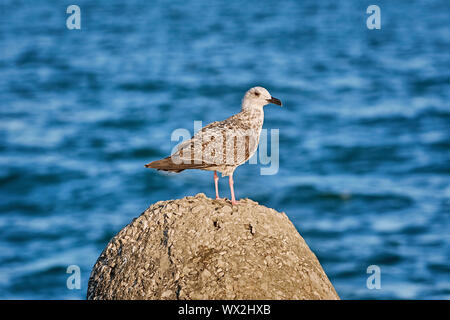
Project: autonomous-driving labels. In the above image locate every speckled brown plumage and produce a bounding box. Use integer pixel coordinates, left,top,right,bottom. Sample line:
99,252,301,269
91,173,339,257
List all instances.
145,87,282,204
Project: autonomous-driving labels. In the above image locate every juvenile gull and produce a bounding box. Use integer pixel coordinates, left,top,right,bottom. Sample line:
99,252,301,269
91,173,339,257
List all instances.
145,86,282,205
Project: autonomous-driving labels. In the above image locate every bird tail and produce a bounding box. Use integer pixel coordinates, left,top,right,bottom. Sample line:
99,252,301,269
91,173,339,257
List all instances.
144,156,209,173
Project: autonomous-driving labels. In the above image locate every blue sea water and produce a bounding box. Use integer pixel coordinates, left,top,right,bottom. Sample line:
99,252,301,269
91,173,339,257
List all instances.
0,0,449,299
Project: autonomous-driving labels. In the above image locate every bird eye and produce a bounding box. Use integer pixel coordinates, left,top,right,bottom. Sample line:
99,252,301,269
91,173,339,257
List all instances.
254,92,260,96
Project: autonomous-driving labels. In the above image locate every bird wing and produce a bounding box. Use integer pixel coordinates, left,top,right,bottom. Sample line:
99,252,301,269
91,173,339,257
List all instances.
173,113,259,167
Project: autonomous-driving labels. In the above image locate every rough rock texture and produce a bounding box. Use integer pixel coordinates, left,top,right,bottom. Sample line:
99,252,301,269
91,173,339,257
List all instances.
87,193,339,300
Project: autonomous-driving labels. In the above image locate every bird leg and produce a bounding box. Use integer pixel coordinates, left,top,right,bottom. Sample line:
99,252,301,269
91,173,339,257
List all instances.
214,171,220,200
228,173,239,205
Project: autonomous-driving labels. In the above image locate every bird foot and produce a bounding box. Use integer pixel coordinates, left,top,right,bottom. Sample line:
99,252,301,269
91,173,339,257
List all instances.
231,199,240,206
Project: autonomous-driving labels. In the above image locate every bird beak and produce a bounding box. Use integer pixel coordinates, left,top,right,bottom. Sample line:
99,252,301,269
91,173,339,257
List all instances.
267,96,282,106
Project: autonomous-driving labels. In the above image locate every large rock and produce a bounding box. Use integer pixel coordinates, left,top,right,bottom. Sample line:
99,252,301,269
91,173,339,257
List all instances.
87,193,339,300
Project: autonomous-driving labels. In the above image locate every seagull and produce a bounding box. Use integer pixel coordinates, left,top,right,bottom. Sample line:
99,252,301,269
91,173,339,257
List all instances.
145,86,282,205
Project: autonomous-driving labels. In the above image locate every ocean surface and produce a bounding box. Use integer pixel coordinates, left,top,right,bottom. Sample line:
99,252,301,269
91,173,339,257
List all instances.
0,0,449,299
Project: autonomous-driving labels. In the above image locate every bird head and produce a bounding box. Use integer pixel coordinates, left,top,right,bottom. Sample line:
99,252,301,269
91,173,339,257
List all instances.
241,86,282,111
